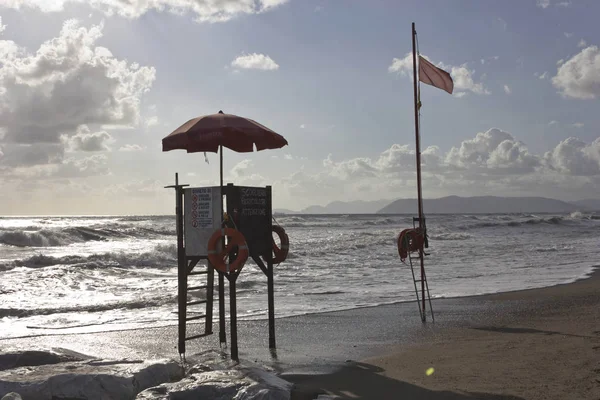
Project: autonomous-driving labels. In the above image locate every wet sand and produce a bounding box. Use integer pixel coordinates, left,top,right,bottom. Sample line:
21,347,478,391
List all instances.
2,270,599,399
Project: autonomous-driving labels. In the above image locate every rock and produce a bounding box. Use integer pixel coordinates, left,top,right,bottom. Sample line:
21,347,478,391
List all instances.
0,350,84,371
0,358,184,400
136,365,292,400
1,393,22,400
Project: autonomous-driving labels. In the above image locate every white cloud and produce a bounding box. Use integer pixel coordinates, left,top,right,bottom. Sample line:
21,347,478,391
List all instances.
229,159,266,184
536,0,550,8
145,116,159,127
231,53,279,70
276,129,600,207
0,0,288,23
573,122,584,128
388,53,490,95
556,1,572,6
549,120,559,125
63,125,114,152
0,18,154,181
534,71,549,79
564,32,574,38
300,124,305,129
578,39,587,48
503,84,511,94
0,16,5,33
544,137,600,176
557,59,565,66
119,144,144,152
552,45,600,99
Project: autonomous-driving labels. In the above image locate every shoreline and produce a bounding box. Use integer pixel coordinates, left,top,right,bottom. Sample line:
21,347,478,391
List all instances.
2,264,597,343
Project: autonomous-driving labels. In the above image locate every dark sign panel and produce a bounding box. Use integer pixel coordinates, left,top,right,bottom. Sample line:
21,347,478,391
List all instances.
227,185,271,257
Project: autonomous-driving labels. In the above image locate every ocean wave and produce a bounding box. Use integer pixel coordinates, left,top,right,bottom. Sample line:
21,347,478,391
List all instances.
3,243,178,270
0,297,176,319
456,215,583,229
0,224,175,248
429,232,472,240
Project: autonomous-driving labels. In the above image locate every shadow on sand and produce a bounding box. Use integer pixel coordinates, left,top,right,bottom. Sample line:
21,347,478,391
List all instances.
285,361,524,400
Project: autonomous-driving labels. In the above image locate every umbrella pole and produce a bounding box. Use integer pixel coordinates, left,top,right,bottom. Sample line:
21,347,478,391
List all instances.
218,145,227,345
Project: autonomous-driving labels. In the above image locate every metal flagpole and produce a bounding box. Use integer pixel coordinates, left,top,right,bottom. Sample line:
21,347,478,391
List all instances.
411,22,426,322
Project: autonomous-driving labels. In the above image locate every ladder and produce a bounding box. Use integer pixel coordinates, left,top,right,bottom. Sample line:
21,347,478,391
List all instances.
408,217,434,322
178,257,215,355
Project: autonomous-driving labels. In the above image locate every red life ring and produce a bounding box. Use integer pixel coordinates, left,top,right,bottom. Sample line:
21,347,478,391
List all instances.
397,228,424,262
270,225,289,264
207,228,249,273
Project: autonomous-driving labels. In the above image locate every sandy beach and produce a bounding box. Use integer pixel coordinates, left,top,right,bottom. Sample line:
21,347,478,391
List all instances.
287,270,600,399
2,269,599,399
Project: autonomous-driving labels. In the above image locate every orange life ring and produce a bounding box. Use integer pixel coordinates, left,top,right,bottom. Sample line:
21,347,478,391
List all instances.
270,225,289,264
397,228,424,262
207,228,249,273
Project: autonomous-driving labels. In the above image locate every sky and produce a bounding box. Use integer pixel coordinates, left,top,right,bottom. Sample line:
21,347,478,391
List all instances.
0,0,599,215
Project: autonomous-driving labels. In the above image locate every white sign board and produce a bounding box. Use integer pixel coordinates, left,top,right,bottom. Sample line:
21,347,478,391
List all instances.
184,186,222,256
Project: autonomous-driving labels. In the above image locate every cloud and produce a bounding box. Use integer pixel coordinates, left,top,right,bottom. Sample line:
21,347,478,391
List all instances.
388,53,490,95
552,45,600,99
564,32,573,38
578,39,587,48
544,137,600,176
276,128,600,206
573,122,584,128
0,19,154,182
534,71,549,79
63,125,114,152
119,144,144,152
0,20,155,147
503,85,511,94
231,53,279,70
0,143,64,167
535,0,550,8
0,16,5,33
480,56,500,65
549,120,559,125
144,116,159,127
444,128,540,173
1,0,288,23
495,17,507,31
536,0,550,8
556,1,572,6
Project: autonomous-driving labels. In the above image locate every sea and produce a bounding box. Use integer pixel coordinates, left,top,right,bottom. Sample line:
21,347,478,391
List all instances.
1,212,599,340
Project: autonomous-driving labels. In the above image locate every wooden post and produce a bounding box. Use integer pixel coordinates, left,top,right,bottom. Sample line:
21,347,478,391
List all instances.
266,186,276,348
219,155,227,345
228,272,239,361
412,22,426,322
164,173,189,356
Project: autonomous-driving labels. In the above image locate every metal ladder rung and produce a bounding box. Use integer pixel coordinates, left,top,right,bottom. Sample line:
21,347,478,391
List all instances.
186,300,207,306
185,332,212,341
187,285,208,290
185,314,206,322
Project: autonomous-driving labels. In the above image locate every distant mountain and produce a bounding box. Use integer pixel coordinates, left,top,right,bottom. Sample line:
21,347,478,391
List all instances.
569,199,600,211
378,196,581,214
273,208,297,214
301,199,394,214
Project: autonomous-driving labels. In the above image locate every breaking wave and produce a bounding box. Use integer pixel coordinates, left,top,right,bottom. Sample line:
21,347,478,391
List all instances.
0,225,175,248
1,243,178,270
0,297,176,319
